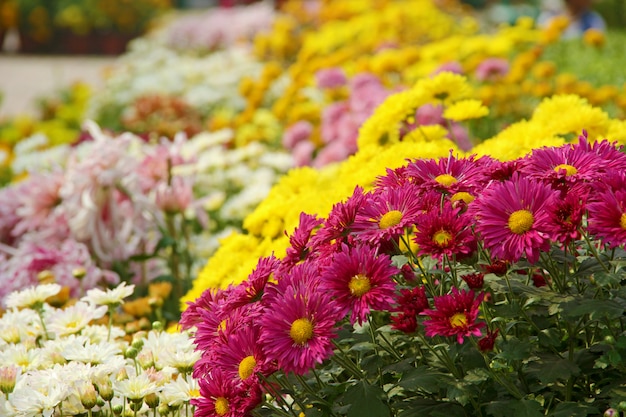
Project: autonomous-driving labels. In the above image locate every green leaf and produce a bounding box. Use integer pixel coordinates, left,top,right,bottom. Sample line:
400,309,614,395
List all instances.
593,272,623,287
399,366,449,394
526,355,580,384
551,402,599,417
343,381,390,417
486,399,543,417
573,257,606,278
560,299,624,320
495,337,533,362
396,399,467,417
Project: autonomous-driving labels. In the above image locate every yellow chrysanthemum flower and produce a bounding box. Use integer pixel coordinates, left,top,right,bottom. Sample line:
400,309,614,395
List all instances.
418,71,473,105
443,99,489,121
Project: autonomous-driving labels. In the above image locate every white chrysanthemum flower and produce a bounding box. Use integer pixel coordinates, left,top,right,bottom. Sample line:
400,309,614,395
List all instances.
5,284,62,309
0,308,42,344
9,377,68,417
142,331,195,370
160,374,200,407
83,282,135,306
113,373,159,401
62,339,121,365
159,344,201,374
47,302,108,338
81,324,126,344
0,344,43,371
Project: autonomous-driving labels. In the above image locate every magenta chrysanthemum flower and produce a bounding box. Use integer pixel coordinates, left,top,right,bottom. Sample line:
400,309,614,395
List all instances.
281,213,324,272
213,325,274,387
413,202,476,260
545,185,588,244
575,130,626,173
405,152,493,194
587,172,626,248
473,174,556,263
223,255,280,311
311,186,366,252
259,284,339,375
391,286,429,333
421,288,485,344
319,243,399,325
351,184,421,245
520,142,604,189
193,368,254,417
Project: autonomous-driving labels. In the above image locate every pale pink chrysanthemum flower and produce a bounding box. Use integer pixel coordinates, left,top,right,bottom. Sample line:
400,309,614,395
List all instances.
315,67,348,89
0,186,21,244
155,176,194,214
11,170,66,238
475,57,509,82
282,121,314,150
0,239,119,304
60,123,156,263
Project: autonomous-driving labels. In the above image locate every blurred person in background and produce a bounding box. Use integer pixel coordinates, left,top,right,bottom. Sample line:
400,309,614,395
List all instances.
538,0,606,38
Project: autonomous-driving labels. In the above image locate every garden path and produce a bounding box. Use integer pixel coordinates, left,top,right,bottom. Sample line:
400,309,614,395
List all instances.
0,50,116,120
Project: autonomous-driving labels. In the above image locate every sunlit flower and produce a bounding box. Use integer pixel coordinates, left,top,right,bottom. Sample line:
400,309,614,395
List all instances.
473,174,556,263
83,282,135,307
319,244,398,325
47,302,107,337
5,283,61,310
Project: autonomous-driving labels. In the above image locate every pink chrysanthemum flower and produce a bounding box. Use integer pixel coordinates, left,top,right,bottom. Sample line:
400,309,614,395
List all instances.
213,325,274,388
319,244,399,325
473,174,556,264
421,288,485,344
575,130,626,173
224,255,280,311
351,185,421,246
545,185,588,244
413,202,476,260
587,172,626,248
315,67,348,89
311,187,366,252
192,368,252,417
260,278,340,375
281,213,323,272
180,287,229,330
520,142,604,190
406,152,493,194
474,57,509,82
374,166,412,190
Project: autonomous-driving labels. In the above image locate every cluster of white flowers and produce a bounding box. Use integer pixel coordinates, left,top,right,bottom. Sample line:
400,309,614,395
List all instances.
86,39,264,123
0,283,201,416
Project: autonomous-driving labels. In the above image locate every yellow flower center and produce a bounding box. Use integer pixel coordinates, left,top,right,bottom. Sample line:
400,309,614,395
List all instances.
553,164,578,176
451,192,474,204
508,209,534,234
238,355,257,381
214,397,230,416
349,274,371,297
432,230,452,247
434,174,458,186
379,210,403,229
449,312,468,328
218,319,227,333
620,213,626,230
290,318,313,345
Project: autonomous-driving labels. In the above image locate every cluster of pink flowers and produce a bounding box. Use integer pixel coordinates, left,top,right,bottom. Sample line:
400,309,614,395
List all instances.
282,70,395,167
185,131,626,414
0,124,197,305
166,2,275,51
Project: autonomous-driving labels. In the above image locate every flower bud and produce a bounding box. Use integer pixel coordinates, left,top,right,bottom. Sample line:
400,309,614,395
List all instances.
78,381,98,409
112,404,124,416
37,270,56,284
145,392,160,409
96,379,114,401
157,404,170,415
0,366,19,395
72,267,87,280
604,408,619,417
125,347,139,359
152,321,164,332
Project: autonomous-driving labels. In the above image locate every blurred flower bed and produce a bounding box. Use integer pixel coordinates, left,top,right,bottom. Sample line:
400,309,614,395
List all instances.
2,0,626,415
2,0,172,54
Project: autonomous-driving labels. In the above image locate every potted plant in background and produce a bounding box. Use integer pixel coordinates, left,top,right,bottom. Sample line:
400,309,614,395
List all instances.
95,0,172,55
14,0,54,53
53,0,99,54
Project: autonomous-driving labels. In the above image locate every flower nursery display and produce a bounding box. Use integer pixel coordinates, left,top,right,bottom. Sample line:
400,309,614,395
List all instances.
184,132,626,416
3,0,626,416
